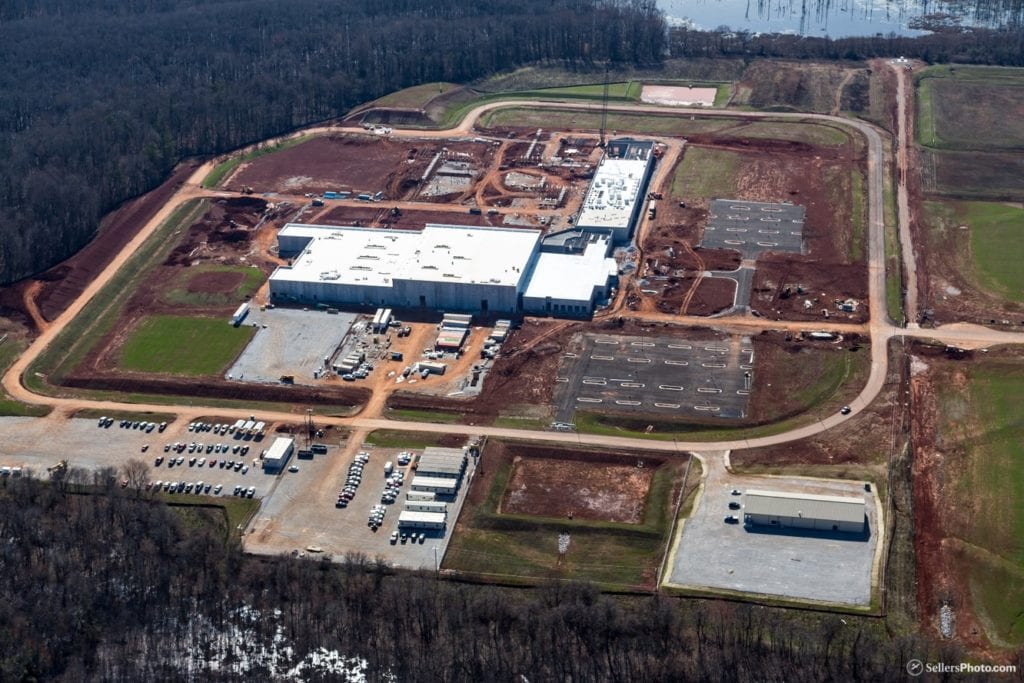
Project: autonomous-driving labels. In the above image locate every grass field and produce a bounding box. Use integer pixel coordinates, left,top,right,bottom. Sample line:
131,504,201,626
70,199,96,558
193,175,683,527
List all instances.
366,82,460,109
728,120,850,147
384,407,463,424
938,363,1024,645
118,315,254,376
923,200,1024,302
162,264,266,307
444,447,684,589
671,146,744,200
363,429,455,448
26,199,209,393
916,67,1024,150
478,106,737,136
163,496,260,545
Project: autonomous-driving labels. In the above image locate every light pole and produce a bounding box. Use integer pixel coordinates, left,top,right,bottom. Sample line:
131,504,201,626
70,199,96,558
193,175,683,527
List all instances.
432,545,439,575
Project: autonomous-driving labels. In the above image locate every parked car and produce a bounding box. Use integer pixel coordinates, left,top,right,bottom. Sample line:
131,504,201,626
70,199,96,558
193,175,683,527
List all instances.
724,515,740,524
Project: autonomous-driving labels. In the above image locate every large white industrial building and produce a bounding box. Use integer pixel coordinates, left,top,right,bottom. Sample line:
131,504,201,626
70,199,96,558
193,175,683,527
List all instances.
575,138,655,244
269,223,618,317
743,489,866,534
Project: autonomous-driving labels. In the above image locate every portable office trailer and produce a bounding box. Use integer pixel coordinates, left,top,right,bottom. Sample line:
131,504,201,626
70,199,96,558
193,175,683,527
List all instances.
253,421,266,435
397,510,446,531
242,420,256,433
231,303,250,326
406,491,436,502
442,313,472,328
262,437,295,473
416,361,447,376
411,476,458,495
405,500,448,514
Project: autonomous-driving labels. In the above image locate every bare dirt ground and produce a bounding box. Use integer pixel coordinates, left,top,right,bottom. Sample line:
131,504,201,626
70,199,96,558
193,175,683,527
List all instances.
387,319,582,421
501,454,655,523
231,136,491,201
472,440,674,518
641,136,868,321
752,258,868,323
641,85,717,107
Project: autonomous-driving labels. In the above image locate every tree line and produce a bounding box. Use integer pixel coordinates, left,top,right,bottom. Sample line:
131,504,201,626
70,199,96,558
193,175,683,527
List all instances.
0,0,665,287
1,474,1004,681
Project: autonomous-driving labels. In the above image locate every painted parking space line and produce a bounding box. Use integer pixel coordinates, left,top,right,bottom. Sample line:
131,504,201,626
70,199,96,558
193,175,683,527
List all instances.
630,341,656,347
582,379,607,386
590,355,615,361
694,404,720,412
697,387,722,393
615,400,642,406
576,397,602,403
702,362,727,368
664,360,688,366
668,344,692,350
620,382,645,388
659,385,685,391
626,358,651,363
655,403,681,409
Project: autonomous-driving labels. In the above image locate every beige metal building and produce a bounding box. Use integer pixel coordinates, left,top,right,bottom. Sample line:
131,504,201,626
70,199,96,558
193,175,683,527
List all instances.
743,489,866,534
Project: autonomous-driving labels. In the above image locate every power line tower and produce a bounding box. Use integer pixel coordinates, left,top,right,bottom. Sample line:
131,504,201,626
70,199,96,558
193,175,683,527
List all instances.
599,65,610,148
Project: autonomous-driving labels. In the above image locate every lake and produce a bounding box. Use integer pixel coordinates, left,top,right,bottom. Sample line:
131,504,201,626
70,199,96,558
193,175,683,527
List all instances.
658,0,1021,37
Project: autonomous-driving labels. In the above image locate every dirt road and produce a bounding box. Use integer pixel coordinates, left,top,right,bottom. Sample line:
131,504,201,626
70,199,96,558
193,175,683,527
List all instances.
5,96,1024,456
890,61,920,326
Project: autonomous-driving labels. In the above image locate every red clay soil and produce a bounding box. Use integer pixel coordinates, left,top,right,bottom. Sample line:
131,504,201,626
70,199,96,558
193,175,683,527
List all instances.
469,440,674,513
752,258,868,323
62,373,369,411
502,455,655,523
641,136,868,320
388,319,581,421
232,136,495,203
1,161,203,327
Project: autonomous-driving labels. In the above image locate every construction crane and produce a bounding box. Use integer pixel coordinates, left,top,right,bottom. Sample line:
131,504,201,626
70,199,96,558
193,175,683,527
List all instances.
599,65,610,148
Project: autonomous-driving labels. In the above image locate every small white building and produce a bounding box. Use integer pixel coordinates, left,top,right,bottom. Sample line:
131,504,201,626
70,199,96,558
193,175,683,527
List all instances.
522,233,618,317
398,510,447,531
411,475,459,496
743,489,866,534
262,437,294,473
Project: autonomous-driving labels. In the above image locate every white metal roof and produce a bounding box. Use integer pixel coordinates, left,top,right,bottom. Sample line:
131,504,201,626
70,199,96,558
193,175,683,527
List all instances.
271,223,540,289
576,158,649,229
398,510,447,523
523,237,617,302
411,475,459,489
744,489,865,524
264,437,294,464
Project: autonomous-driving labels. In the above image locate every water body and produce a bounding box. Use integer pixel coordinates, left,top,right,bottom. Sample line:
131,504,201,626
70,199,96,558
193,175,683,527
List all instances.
658,0,1021,37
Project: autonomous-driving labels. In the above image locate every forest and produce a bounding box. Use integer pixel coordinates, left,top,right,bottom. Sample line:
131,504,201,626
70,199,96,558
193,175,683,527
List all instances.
0,475,990,681
2,1,1024,289
0,0,665,286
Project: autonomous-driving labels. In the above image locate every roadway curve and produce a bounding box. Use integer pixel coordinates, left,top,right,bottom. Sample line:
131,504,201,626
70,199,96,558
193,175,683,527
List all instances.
5,97,1024,453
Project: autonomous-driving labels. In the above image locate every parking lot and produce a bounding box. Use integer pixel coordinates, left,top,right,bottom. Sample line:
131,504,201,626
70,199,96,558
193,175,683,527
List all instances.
553,333,754,422
701,199,805,259
665,453,877,606
0,415,275,498
245,439,476,570
227,307,358,385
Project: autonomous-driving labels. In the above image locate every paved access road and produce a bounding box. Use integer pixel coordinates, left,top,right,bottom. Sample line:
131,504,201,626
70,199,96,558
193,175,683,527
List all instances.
5,94,1024,455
